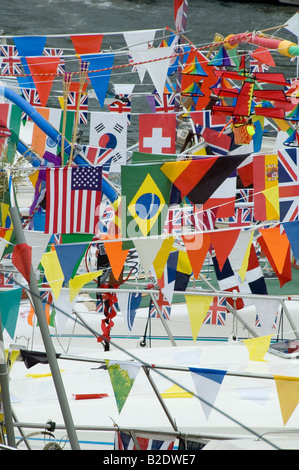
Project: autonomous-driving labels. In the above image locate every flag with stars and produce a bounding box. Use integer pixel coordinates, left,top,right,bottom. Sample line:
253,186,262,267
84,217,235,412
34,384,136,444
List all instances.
45,166,102,234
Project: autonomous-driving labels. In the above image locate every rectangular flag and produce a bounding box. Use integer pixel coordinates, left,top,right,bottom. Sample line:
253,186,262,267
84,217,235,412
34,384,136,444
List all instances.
89,111,127,172
139,114,176,154
253,153,279,221
114,431,175,450
45,166,102,234
278,147,299,221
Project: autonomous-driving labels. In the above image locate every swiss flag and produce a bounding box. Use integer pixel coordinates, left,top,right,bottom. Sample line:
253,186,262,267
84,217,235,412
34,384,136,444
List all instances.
139,114,176,154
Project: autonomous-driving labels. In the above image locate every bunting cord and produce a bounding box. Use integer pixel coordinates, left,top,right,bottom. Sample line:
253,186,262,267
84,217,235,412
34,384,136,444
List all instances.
1,269,281,450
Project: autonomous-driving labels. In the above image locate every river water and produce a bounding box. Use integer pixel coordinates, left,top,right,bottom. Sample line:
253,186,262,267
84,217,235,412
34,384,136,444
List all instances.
0,0,298,146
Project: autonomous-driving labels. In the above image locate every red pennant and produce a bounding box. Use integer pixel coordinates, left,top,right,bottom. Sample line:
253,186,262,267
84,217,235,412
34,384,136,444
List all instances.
210,229,241,272
27,56,61,107
70,34,103,54
12,243,32,284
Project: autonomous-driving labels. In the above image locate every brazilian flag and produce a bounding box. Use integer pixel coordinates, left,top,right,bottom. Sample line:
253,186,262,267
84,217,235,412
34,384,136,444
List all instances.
121,163,172,241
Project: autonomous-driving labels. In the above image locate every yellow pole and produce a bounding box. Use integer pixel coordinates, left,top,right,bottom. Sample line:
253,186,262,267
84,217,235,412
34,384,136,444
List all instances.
69,61,89,165
61,72,72,166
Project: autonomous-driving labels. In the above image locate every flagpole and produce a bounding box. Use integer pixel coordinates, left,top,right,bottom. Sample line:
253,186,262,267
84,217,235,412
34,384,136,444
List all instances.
174,0,188,142
0,320,16,448
69,61,88,166
61,72,72,166
7,172,80,450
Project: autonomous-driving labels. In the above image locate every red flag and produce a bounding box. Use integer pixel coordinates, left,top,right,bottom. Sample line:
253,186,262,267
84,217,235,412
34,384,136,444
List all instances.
139,114,176,154
27,56,61,107
70,34,103,54
12,243,32,284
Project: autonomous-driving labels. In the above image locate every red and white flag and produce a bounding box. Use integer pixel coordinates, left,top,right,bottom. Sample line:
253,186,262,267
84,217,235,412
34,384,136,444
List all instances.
139,113,176,154
45,166,102,234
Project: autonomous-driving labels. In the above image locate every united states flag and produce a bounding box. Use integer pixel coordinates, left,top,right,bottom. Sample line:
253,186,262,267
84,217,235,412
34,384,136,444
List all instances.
0,45,22,75
203,297,227,325
45,166,102,234
114,431,175,450
278,148,299,221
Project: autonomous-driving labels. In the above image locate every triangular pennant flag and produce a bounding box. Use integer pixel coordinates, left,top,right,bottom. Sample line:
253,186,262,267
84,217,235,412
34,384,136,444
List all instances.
69,270,102,302
238,231,254,282
283,221,299,261
251,46,276,67
0,288,22,339
142,46,175,100
209,229,241,272
182,233,211,278
161,155,249,206
228,230,254,272
117,292,142,332
12,243,32,284
55,243,88,284
123,29,156,82
102,235,129,281
189,367,227,419
40,250,64,300
81,53,115,108
274,375,299,425
161,384,193,398
152,237,174,279
53,289,78,335
242,335,272,362
26,57,61,107
258,227,292,287
185,295,213,341
23,230,51,272
133,238,164,277
105,360,141,413
13,36,47,89
254,298,280,336
158,250,178,304
70,34,103,54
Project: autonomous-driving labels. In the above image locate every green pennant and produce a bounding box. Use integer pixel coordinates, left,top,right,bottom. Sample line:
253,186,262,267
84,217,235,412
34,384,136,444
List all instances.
0,288,22,339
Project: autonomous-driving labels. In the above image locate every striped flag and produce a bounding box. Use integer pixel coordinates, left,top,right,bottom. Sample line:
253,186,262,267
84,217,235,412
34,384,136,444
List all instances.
45,166,102,234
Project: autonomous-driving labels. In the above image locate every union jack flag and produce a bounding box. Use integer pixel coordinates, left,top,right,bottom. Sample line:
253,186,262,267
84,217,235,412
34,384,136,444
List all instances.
154,90,176,113
278,148,299,222
149,292,172,320
249,57,269,74
0,45,22,75
255,313,277,329
228,207,254,228
43,47,65,76
114,431,175,450
67,91,88,124
21,88,41,120
79,144,113,178
203,296,227,325
0,272,15,288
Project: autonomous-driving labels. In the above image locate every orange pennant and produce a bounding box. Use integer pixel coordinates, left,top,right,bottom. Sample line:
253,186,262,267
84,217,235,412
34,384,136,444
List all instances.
182,233,211,278
102,235,129,281
209,229,240,272
27,57,61,107
258,227,291,287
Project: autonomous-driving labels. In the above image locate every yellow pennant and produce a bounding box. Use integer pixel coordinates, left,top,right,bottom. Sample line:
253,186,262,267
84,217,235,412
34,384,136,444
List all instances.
69,270,102,302
185,295,213,341
40,250,64,300
242,335,272,362
152,237,174,279
274,375,299,425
